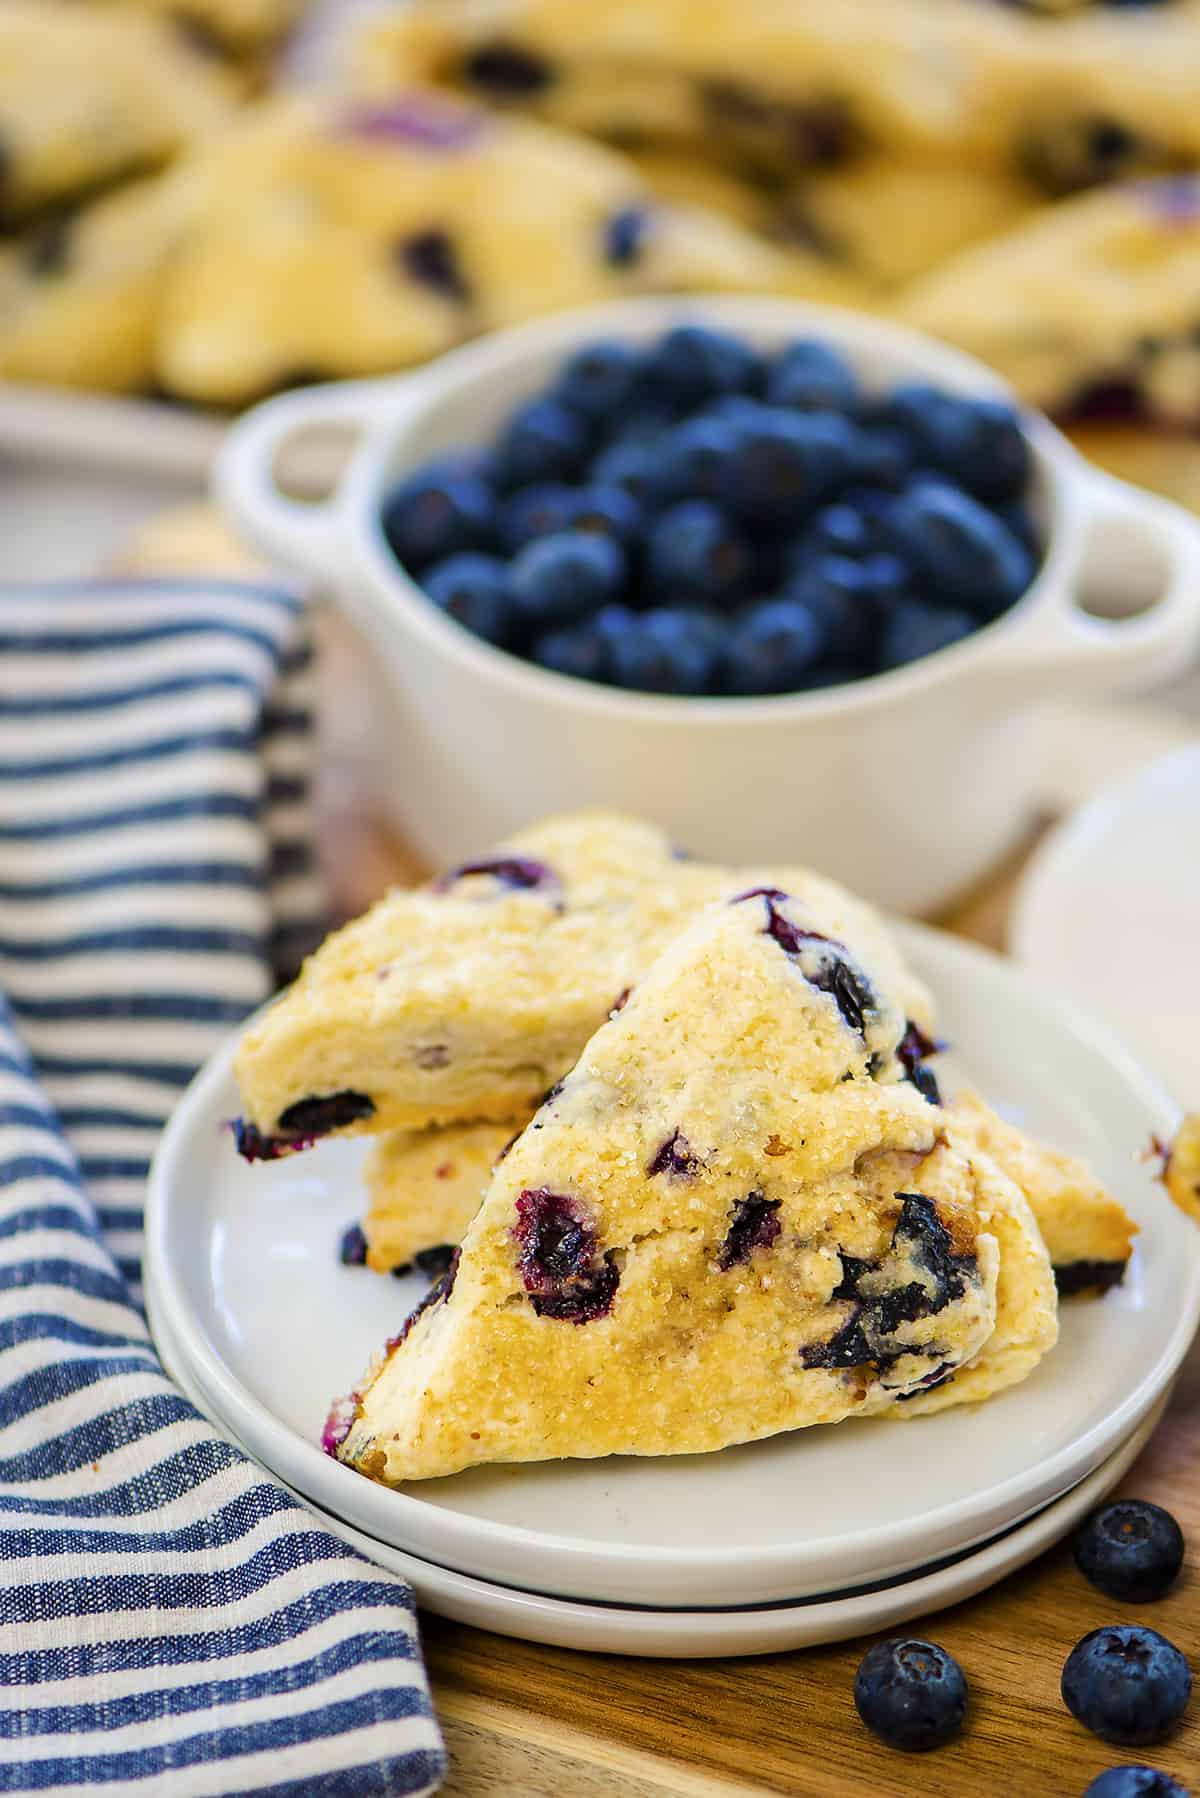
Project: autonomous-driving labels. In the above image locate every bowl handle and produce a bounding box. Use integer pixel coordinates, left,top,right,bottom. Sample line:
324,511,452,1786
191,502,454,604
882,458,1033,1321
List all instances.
1004,464,1200,696
213,376,419,584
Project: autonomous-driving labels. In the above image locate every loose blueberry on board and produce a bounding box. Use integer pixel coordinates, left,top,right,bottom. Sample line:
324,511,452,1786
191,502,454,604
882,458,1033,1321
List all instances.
423,553,514,645
508,531,626,628
853,1638,968,1751
380,468,493,569
646,501,750,608
384,323,1040,692
1062,1626,1192,1746
493,397,590,489
1084,1771,1190,1798
1074,1501,1186,1603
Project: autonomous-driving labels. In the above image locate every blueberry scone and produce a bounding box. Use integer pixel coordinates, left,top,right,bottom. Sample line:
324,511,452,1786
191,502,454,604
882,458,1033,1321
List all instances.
233,810,936,1157
332,891,1056,1482
947,1091,1137,1294
1158,1114,1200,1225
0,2,236,224
361,1119,517,1274
0,168,196,393
898,176,1200,424
153,90,861,406
358,0,1200,197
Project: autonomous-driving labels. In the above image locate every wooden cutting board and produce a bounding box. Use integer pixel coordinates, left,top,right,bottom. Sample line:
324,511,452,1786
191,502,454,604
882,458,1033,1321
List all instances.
118,502,1200,1798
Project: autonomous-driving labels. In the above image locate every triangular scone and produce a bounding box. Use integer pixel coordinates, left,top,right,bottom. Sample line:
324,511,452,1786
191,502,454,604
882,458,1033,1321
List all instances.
234,810,936,1156
333,891,1054,1484
898,177,1200,422
362,1119,517,1273
153,90,858,407
948,1090,1137,1296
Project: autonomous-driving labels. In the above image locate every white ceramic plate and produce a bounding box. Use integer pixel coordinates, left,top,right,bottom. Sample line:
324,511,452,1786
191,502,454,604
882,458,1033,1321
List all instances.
1013,745,1200,1107
147,1286,1167,1656
145,922,1199,1608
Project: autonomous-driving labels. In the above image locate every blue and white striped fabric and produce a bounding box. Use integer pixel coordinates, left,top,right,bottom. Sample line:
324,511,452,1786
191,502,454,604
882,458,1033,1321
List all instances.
0,582,445,1796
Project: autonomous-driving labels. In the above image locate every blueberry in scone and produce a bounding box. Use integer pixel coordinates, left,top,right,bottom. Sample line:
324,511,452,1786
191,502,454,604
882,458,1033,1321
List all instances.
233,809,936,1154
0,2,236,224
332,894,1056,1482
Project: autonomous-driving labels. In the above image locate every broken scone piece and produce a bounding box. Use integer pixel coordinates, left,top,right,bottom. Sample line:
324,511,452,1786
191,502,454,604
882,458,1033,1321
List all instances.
333,889,1055,1483
949,1091,1137,1296
362,1120,517,1274
234,810,935,1158
1157,1115,1200,1226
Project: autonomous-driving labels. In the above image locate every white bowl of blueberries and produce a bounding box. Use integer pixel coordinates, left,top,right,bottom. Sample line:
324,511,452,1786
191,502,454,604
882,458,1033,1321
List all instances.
218,296,1200,913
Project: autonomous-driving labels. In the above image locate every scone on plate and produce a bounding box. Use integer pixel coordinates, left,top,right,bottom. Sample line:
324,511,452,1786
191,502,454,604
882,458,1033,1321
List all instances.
333,889,1056,1483
948,1090,1137,1295
233,809,936,1156
897,176,1200,424
0,2,237,224
1158,1114,1200,1225
152,89,863,406
362,1119,518,1274
111,0,304,55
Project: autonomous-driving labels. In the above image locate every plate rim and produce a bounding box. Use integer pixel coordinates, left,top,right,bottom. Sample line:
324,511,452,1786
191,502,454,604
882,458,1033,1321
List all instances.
146,1282,1169,1654
145,919,1199,1602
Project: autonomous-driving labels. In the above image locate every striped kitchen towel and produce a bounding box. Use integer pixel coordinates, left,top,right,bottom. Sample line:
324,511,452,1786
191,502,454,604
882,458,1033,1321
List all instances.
0,581,445,1796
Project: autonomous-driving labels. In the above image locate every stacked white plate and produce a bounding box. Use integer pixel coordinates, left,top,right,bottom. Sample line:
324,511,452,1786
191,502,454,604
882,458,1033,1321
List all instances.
145,923,1200,1656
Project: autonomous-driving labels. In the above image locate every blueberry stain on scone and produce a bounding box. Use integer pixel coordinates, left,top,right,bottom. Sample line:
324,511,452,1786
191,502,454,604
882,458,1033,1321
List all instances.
800,1194,978,1374
387,1249,461,1353
647,1128,702,1180
718,1193,782,1270
433,855,563,899
732,886,875,1039
604,206,651,267
896,1018,946,1105
514,1187,620,1322
235,1089,375,1162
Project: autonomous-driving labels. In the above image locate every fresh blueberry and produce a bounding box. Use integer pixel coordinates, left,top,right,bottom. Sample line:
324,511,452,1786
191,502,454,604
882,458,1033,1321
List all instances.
608,403,679,446
785,556,887,663
507,531,626,628
730,410,858,530
493,397,589,489
1062,1626,1192,1746
1074,1501,1185,1603
801,502,875,562
590,440,665,508
853,427,912,491
532,620,611,683
555,339,642,420
646,500,750,607
605,606,726,695
568,484,644,551
707,394,773,431
766,338,858,413
501,482,577,553
645,323,764,408
878,386,1029,504
423,552,515,645
877,598,975,671
725,598,826,695
380,468,493,569
657,415,745,505
884,478,1033,617
999,499,1040,560
1084,1770,1190,1798
854,1638,968,1752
